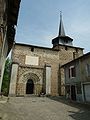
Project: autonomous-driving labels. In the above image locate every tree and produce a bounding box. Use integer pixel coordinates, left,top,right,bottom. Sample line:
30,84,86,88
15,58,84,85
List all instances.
1,58,11,96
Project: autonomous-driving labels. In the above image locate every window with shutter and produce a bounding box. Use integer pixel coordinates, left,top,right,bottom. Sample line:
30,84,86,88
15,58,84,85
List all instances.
86,64,90,77
69,66,76,78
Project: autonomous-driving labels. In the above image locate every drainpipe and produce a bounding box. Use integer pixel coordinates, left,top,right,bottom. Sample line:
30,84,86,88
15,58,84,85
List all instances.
79,59,85,102
81,83,85,102
70,84,71,100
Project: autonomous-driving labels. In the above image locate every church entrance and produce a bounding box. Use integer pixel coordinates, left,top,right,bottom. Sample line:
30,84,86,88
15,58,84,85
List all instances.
26,79,34,94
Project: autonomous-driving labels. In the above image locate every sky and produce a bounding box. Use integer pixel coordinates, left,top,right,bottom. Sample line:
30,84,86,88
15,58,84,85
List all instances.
15,0,90,53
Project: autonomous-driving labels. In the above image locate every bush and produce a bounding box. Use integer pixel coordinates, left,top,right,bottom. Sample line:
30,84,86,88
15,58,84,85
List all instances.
1,58,11,96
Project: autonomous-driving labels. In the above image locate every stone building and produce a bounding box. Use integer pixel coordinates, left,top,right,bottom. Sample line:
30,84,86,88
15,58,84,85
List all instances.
9,14,84,96
61,52,90,102
0,0,21,93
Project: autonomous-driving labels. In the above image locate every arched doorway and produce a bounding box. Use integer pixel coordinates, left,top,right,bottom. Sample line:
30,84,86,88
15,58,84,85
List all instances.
26,79,34,94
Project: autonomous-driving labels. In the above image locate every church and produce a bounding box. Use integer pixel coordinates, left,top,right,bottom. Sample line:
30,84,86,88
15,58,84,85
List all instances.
9,14,83,96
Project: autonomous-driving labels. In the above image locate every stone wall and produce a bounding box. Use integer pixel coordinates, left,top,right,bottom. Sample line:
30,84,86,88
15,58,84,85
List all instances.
10,43,83,96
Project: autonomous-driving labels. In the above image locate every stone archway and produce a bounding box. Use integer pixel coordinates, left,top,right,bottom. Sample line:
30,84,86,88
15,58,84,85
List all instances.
17,72,43,96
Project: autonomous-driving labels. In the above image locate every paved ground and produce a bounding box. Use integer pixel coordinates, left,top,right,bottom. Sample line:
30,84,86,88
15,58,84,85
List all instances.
0,96,90,120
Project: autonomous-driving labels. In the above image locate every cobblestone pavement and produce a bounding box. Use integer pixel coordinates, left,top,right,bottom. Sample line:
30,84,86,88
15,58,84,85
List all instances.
0,96,90,120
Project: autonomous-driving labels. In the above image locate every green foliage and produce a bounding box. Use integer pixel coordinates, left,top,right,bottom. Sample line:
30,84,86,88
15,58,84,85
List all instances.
1,58,11,96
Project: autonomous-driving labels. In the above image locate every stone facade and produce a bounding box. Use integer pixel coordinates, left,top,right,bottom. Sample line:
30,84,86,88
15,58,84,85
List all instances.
9,43,83,96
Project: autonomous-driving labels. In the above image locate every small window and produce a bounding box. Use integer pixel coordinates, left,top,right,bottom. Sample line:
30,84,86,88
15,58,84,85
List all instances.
76,48,78,53
73,52,75,59
86,64,90,76
64,40,68,43
69,66,76,78
65,46,67,51
73,52,77,59
31,47,34,52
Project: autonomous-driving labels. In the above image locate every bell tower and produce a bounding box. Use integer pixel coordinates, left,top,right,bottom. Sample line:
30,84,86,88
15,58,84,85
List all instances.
52,12,73,47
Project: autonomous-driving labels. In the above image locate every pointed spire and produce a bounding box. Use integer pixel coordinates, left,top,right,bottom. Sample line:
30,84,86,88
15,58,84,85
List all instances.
58,11,65,36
